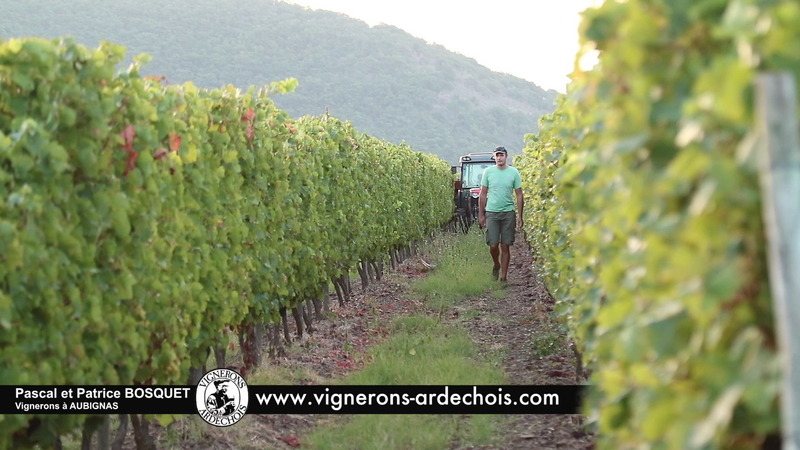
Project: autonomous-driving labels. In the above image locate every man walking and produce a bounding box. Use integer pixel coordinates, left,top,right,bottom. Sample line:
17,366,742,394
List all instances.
478,146,523,283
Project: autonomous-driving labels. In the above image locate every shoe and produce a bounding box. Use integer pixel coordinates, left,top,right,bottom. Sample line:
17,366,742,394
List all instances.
499,277,508,286
492,265,500,281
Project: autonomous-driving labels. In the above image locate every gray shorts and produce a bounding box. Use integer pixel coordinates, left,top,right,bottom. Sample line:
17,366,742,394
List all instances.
485,211,516,246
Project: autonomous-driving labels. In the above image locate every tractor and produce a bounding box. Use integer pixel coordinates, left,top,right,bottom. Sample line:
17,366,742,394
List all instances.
451,152,497,232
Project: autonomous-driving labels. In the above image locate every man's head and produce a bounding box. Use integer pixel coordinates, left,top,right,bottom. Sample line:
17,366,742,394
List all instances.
493,146,508,168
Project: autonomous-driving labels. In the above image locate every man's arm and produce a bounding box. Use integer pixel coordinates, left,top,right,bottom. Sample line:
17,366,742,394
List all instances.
515,188,524,228
479,185,488,228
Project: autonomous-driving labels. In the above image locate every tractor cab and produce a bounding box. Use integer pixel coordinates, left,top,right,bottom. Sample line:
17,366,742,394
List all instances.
453,152,497,229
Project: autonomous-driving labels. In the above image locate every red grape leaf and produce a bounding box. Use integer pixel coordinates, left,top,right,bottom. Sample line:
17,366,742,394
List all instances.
169,132,181,152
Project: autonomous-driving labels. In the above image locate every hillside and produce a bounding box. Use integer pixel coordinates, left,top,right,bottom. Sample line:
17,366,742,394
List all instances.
0,0,558,163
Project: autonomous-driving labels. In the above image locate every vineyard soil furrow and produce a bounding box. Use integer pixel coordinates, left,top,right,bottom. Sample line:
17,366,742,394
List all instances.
450,239,594,450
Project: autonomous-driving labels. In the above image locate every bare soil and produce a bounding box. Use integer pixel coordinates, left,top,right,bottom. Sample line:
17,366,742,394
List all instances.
100,234,595,450
447,241,595,450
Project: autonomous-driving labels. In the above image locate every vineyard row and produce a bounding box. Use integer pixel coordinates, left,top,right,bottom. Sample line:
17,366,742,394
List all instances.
0,37,455,449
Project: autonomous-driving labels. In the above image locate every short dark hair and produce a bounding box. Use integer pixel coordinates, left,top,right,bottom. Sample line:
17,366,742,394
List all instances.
494,146,507,155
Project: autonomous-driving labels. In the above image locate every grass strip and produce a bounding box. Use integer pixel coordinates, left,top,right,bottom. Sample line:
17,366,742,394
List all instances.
305,230,508,450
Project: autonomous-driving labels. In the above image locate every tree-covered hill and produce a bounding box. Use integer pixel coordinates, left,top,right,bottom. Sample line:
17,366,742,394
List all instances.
0,0,557,163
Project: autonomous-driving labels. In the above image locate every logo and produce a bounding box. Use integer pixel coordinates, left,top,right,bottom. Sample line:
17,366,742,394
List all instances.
195,369,249,427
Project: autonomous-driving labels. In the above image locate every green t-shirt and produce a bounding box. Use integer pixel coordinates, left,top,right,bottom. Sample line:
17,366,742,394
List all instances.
481,165,521,212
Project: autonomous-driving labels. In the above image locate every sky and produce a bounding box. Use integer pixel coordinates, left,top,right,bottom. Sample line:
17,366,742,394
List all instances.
283,0,601,92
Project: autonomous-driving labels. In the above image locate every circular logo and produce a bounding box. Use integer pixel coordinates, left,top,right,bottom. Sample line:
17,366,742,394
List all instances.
195,369,249,427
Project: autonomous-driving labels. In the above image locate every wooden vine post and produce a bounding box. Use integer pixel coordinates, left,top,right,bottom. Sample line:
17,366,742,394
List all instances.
755,72,800,450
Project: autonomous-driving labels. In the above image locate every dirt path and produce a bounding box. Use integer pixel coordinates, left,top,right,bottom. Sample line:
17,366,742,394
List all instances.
449,241,594,450
237,235,595,450
107,233,595,450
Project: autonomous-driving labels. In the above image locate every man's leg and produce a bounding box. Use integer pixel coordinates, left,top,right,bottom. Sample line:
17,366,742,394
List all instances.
490,244,500,268
499,211,516,282
500,243,511,281
486,212,501,280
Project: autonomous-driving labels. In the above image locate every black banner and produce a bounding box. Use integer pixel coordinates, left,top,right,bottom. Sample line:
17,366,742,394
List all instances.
3,385,586,416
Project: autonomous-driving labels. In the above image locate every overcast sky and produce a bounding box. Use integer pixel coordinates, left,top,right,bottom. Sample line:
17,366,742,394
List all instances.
283,0,600,92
